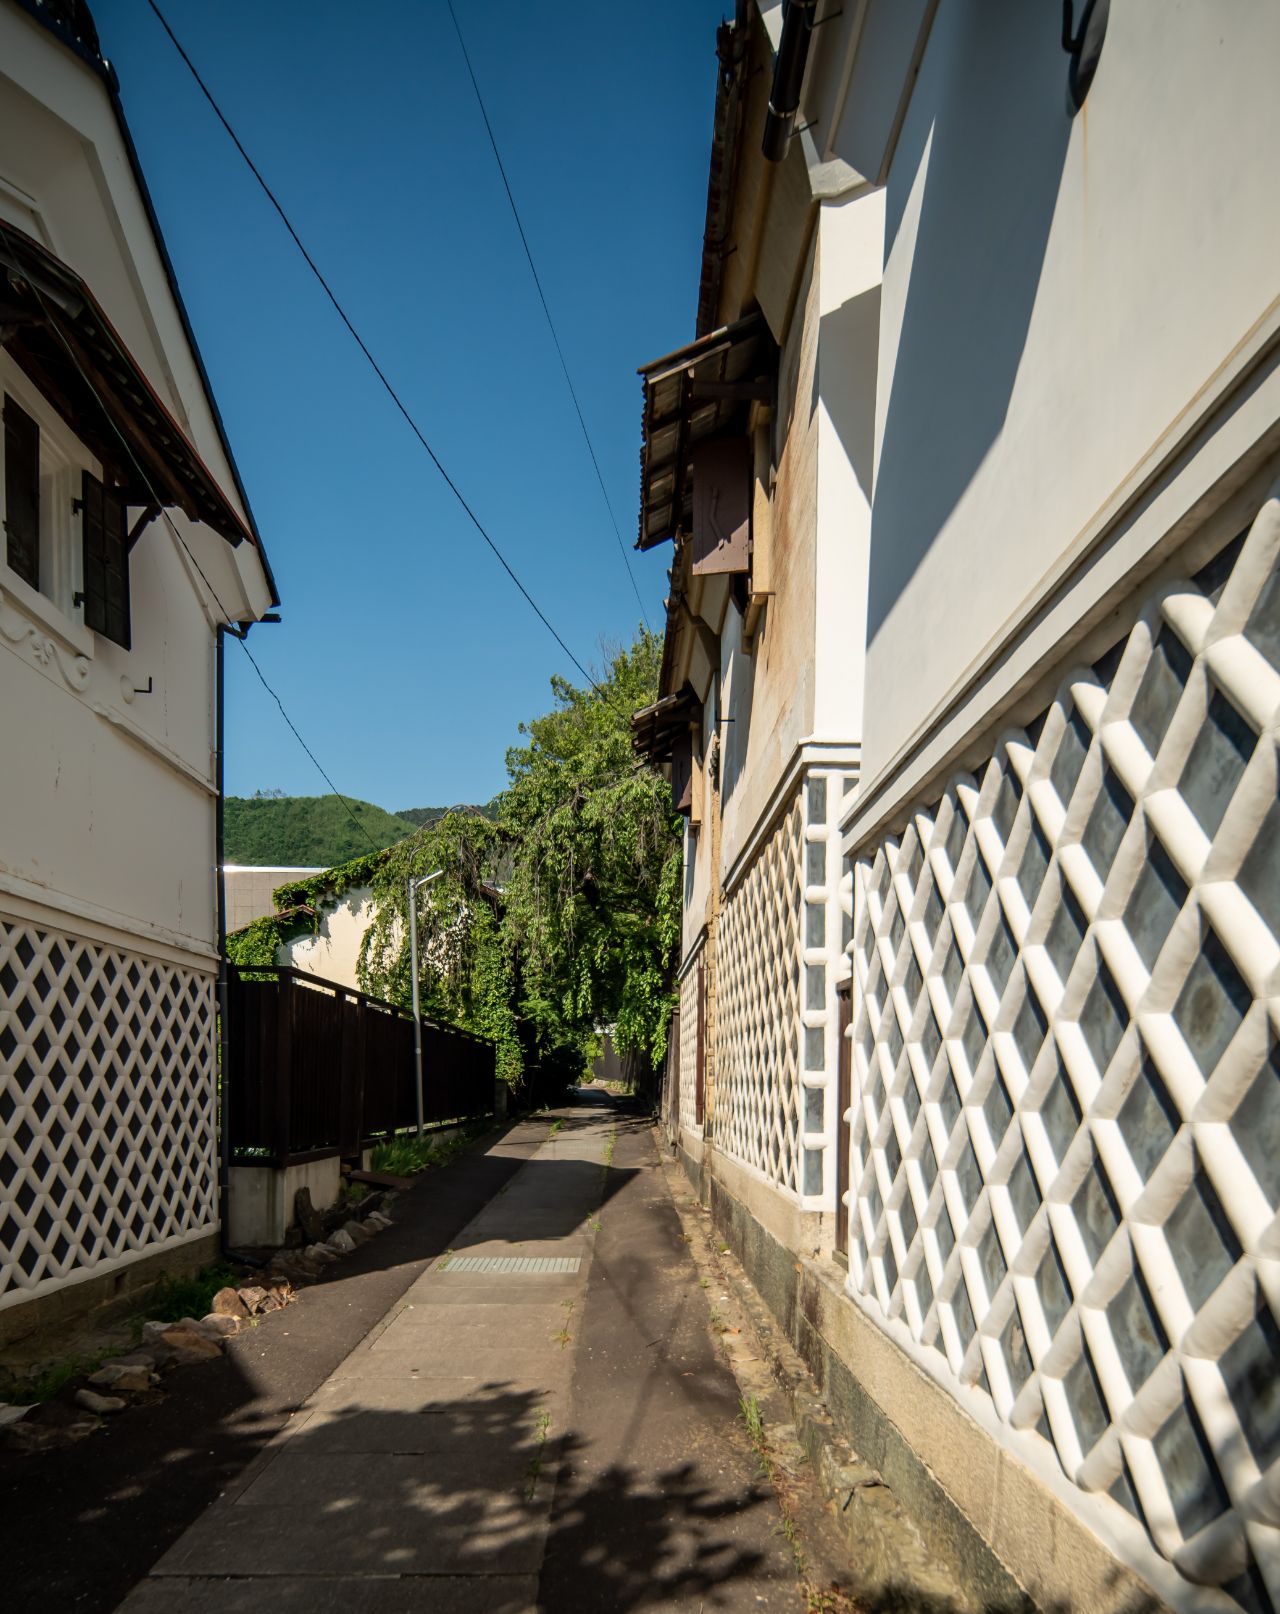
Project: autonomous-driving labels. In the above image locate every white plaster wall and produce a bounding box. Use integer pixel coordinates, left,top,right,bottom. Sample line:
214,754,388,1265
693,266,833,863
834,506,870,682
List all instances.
0,5,272,621
863,0,1280,813
281,888,375,992
0,10,274,961
812,189,882,744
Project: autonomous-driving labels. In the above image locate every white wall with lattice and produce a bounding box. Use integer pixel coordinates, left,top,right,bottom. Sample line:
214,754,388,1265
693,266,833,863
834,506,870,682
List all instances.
0,914,218,1310
716,763,851,1202
677,950,703,1139
845,496,1280,1613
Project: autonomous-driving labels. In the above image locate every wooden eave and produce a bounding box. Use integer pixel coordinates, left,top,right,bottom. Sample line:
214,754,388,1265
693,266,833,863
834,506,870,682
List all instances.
0,221,253,547
635,310,774,553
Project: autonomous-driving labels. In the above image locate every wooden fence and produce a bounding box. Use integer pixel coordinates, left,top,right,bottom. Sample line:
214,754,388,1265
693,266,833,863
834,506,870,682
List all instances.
226,964,497,1166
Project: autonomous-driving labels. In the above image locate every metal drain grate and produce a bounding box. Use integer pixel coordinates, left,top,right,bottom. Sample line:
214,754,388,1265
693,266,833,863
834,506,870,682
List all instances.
438,1255,581,1274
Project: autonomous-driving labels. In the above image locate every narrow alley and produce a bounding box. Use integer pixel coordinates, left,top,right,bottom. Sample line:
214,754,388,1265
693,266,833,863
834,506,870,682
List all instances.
64,1095,809,1612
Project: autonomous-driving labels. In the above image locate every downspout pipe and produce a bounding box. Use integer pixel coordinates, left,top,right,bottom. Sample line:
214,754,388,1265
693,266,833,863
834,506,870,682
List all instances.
762,0,818,163
215,621,232,1256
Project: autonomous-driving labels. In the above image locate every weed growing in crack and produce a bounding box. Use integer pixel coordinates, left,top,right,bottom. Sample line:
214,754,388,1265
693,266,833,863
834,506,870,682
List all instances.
524,1409,552,1499
739,1394,765,1451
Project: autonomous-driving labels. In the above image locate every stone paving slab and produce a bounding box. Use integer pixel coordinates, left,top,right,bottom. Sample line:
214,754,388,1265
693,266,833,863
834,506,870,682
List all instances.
117,1575,540,1614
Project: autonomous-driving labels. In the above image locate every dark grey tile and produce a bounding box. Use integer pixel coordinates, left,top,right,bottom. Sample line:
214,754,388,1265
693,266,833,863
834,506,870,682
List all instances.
943,802,969,877
1125,840,1188,973
1237,799,1280,940
898,1191,918,1255
1129,630,1192,758
984,909,1018,1000
1001,1303,1034,1395
1012,977,1048,1075
1179,686,1255,839
1173,929,1251,1078
1018,821,1052,911
956,1139,984,1215
960,998,988,1081
1072,1154,1121,1267
1037,1239,1074,1337
1006,1149,1042,1236
1079,962,1129,1080
1164,1170,1241,1312
981,1070,1013,1146
1117,1054,1180,1184
1107,1262,1169,1395
964,855,993,929
1219,1295,1280,1472
1063,1344,1110,1457
991,772,1020,848
1244,559,1280,667
1051,707,1092,811
1082,769,1134,884
952,1279,977,1350
978,1220,1008,1298
1231,1037,1279,1210
1044,882,1088,988
1038,1059,1084,1173
934,1203,955,1265
1152,1386,1230,1540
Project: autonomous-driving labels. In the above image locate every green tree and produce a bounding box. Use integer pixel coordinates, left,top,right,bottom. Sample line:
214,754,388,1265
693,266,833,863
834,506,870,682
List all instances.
498,629,682,1072
357,812,522,1085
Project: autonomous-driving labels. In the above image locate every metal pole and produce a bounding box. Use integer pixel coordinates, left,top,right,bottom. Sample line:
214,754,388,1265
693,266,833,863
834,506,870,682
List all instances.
409,875,424,1138
408,870,444,1140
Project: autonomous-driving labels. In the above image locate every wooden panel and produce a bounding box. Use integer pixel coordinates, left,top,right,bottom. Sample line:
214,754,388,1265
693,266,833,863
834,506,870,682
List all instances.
691,436,750,574
670,731,693,815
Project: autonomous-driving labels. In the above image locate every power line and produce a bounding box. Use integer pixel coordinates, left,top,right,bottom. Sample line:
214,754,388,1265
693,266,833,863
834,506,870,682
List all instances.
15,249,385,859
145,0,607,695
444,0,650,632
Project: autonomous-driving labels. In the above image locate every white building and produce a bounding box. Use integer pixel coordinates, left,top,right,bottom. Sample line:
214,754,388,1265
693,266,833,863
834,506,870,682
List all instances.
645,4,1280,1612
0,0,277,1342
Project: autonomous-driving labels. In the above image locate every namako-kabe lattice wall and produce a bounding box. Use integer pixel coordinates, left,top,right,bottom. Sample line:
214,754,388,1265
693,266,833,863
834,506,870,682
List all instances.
845,492,1280,1612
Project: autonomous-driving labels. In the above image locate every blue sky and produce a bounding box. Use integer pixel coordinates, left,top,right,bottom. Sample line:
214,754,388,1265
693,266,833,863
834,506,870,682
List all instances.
93,0,724,811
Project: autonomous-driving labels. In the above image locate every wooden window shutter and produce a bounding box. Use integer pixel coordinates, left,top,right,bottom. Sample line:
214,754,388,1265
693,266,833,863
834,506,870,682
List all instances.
3,393,40,590
670,730,694,816
691,436,750,575
81,470,131,649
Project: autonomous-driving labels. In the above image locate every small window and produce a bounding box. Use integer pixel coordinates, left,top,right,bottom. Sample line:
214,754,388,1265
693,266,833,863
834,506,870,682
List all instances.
80,471,130,650
3,393,39,589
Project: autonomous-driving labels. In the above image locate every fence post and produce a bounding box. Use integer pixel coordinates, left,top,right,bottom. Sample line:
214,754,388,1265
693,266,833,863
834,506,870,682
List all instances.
273,973,293,1164
338,991,366,1159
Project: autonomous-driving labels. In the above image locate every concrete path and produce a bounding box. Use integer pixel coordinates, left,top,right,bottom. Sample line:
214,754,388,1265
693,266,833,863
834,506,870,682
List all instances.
117,1093,801,1612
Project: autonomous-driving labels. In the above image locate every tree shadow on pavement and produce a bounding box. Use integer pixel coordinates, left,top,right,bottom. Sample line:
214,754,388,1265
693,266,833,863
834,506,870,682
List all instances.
115,1380,774,1613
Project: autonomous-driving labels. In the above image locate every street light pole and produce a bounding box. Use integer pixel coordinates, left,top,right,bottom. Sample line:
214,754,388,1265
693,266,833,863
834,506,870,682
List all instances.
408,869,444,1138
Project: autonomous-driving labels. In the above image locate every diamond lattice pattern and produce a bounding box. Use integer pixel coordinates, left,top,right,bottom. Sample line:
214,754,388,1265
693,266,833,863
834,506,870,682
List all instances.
849,500,1280,1610
678,955,702,1137
0,917,218,1307
718,791,806,1194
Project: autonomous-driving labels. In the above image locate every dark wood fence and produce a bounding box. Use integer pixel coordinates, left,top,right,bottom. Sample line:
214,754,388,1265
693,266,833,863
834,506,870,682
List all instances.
226,964,497,1166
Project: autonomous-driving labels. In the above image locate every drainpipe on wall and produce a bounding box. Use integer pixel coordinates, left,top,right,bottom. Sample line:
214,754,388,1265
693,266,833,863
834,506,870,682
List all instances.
762,0,818,164
215,622,232,1255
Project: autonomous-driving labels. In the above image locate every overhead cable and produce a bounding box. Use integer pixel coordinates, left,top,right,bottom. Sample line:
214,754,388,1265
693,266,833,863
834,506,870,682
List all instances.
444,0,651,632
145,0,607,697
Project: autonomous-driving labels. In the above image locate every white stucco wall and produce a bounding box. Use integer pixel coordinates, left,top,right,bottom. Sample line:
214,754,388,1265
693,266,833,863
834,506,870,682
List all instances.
859,0,1280,824
280,888,375,993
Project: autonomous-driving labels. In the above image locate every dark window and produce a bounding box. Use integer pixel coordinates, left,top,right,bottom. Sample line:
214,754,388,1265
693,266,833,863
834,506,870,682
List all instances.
80,470,130,649
3,394,40,589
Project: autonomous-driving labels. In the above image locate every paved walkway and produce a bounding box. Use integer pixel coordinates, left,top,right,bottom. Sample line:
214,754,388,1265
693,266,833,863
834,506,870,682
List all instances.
117,1093,801,1612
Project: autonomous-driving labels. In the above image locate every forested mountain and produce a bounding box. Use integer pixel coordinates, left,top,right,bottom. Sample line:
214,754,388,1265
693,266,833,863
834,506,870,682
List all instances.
224,795,417,867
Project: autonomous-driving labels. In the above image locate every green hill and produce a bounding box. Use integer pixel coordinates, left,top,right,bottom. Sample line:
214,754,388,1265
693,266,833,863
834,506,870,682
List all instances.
224,795,416,867
397,802,498,827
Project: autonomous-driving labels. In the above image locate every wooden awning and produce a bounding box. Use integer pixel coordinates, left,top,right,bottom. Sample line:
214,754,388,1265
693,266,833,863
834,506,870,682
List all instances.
0,221,253,547
636,311,774,552
632,683,701,763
